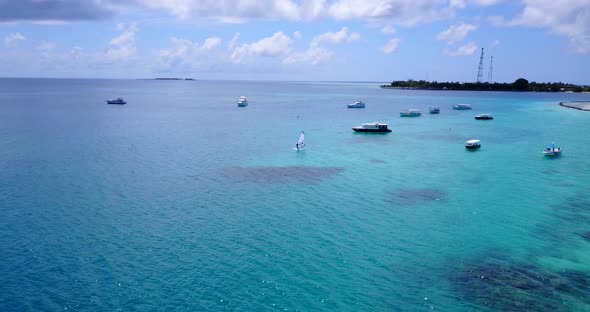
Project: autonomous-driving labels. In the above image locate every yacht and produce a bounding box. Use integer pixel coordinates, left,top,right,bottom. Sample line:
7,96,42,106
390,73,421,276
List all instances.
400,109,421,117
106,98,126,105
543,143,562,156
453,103,472,110
347,101,365,108
352,122,392,133
465,139,481,150
429,107,440,114
475,114,494,120
237,96,248,107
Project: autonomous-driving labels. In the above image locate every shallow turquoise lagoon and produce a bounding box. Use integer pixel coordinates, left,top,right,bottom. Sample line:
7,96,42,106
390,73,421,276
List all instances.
1,79,589,311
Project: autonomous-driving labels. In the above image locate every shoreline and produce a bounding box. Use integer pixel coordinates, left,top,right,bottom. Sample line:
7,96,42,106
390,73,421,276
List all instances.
559,101,590,111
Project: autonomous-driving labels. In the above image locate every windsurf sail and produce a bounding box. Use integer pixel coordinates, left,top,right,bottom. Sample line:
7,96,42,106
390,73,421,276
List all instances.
296,131,305,149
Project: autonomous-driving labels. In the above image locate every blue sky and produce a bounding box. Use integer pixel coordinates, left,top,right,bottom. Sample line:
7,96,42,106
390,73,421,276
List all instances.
0,0,589,83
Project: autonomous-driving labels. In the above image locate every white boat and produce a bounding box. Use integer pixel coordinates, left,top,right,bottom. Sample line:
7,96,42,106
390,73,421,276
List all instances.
543,143,562,156
453,103,472,110
294,131,305,150
475,114,493,120
106,97,126,105
400,109,421,117
237,96,248,107
348,101,365,108
429,107,440,114
352,122,391,132
465,139,481,150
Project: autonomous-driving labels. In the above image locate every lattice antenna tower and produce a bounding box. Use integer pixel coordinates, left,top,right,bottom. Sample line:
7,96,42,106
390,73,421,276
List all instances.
488,56,493,83
476,48,484,83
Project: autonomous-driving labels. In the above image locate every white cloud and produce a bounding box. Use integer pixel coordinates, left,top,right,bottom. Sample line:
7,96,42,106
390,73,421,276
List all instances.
4,32,25,47
472,0,503,5
382,38,400,54
326,0,454,26
231,32,293,63
130,0,459,27
310,27,359,47
284,27,360,65
283,46,332,65
156,36,223,71
381,25,396,35
104,23,138,62
436,22,477,44
227,32,240,50
293,31,302,39
490,39,500,49
507,0,590,53
37,40,56,52
444,42,478,56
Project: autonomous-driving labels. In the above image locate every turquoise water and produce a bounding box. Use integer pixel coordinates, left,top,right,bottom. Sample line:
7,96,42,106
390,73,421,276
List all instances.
1,78,589,311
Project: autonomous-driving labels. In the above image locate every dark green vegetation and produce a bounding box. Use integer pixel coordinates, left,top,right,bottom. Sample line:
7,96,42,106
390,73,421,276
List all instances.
381,78,590,92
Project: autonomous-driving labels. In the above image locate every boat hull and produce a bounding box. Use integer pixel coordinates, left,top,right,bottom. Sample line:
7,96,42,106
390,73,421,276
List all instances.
347,105,365,108
352,128,391,132
465,145,481,150
543,151,561,156
106,101,126,105
475,116,493,120
400,113,421,117
238,104,248,107
429,111,440,114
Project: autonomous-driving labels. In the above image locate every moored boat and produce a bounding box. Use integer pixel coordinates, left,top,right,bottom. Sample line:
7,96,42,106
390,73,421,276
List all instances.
453,103,472,110
352,122,392,132
347,101,365,108
465,139,481,150
400,109,421,117
475,114,494,120
429,107,440,114
237,96,248,107
543,143,562,156
106,98,126,105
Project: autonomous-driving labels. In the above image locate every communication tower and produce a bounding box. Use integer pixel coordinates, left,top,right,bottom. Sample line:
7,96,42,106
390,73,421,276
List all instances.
476,48,484,83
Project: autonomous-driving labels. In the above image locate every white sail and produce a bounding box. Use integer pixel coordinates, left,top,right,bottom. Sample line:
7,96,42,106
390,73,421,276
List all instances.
296,131,305,149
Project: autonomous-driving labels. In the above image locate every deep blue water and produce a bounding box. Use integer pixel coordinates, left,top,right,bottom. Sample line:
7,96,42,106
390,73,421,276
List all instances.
1,78,589,311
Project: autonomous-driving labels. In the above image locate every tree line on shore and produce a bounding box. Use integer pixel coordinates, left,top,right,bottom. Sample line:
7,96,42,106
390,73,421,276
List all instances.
381,78,590,92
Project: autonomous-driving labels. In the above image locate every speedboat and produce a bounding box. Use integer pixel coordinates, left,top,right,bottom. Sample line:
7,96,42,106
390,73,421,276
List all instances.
475,114,493,120
400,109,421,117
352,122,392,132
453,103,472,110
348,101,365,108
106,98,126,105
429,107,440,114
465,139,481,150
543,143,562,156
237,96,248,107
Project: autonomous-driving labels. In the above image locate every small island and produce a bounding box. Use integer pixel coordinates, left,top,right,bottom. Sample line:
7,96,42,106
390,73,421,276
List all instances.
381,78,590,93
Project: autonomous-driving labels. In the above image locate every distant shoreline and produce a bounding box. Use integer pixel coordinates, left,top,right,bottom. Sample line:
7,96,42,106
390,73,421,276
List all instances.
559,101,590,111
381,79,590,93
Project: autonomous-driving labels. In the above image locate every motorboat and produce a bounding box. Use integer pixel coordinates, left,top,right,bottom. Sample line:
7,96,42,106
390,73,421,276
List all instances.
429,107,440,114
465,139,481,150
543,143,562,156
106,98,126,105
237,96,248,107
352,122,392,132
475,114,494,120
348,101,365,108
453,103,472,110
400,109,421,117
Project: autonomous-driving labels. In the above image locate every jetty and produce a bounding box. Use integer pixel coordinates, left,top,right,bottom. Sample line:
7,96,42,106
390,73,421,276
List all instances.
559,101,590,111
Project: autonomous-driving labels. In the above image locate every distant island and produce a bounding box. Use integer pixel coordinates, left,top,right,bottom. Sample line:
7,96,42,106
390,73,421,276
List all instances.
381,78,590,93
154,78,196,81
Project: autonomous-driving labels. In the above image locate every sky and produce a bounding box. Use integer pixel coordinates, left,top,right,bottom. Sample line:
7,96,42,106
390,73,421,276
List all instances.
0,0,589,83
